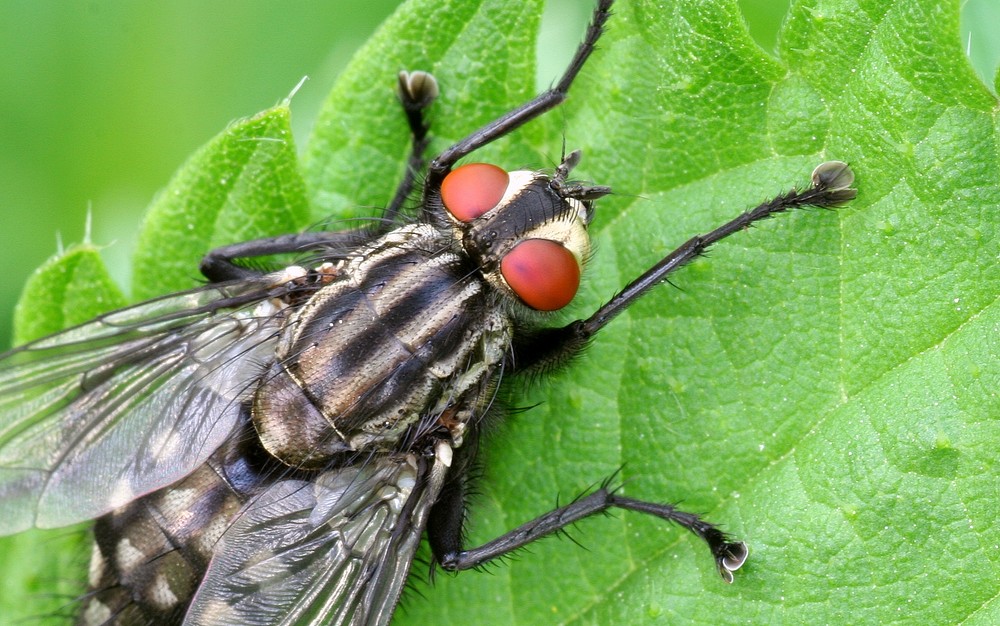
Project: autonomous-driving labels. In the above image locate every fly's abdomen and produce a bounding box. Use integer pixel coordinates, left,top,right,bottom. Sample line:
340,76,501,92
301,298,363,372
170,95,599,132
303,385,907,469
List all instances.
78,441,251,626
254,224,511,463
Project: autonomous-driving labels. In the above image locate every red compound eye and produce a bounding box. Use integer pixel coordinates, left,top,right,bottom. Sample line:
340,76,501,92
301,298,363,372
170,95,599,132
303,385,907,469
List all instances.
500,239,581,311
440,163,509,222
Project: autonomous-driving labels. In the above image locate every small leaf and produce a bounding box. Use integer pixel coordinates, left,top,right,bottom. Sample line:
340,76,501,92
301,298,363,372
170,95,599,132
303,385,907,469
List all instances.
12,244,126,345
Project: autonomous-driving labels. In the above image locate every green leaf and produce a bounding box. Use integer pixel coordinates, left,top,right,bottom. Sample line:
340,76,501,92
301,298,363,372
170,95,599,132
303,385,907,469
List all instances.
12,244,126,345
5,0,999,624
131,103,310,300
389,0,1000,624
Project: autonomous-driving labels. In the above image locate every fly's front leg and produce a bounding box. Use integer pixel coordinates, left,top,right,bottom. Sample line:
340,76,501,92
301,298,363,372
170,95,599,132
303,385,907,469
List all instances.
486,163,855,582
424,0,614,190
512,162,857,371
430,475,748,583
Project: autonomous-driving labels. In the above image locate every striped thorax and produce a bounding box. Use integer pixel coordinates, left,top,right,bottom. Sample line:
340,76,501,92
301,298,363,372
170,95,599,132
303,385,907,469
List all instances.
254,223,513,464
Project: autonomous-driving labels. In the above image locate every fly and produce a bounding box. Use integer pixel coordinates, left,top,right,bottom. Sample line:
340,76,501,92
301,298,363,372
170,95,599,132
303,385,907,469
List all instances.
0,1,856,624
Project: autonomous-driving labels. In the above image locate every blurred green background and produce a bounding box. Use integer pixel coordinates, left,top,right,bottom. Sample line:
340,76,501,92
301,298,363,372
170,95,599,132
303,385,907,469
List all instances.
1,0,998,350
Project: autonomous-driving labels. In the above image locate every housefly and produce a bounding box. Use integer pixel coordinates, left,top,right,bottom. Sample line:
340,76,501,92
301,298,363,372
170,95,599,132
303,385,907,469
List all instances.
0,0,856,624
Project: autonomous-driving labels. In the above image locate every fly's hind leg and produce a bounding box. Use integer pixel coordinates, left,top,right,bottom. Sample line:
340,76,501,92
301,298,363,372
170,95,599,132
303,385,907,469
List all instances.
428,472,749,582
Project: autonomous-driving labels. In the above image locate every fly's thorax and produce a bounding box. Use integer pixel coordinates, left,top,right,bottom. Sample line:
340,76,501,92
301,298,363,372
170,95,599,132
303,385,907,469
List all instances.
251,223,513,467
439,164,594,312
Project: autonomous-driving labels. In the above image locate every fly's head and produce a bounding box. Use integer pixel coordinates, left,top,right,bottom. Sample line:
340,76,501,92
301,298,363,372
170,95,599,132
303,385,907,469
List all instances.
438,150,611,312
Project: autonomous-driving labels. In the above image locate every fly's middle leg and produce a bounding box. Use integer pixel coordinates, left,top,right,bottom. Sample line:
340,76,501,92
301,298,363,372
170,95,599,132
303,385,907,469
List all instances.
382,70,439,225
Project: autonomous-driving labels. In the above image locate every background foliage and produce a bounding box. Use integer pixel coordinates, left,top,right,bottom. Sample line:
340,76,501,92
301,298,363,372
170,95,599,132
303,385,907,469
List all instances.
1,0,998,624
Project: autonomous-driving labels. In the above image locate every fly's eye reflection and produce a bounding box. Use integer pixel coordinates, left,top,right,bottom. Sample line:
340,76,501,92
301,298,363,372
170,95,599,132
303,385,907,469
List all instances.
0,1,856,624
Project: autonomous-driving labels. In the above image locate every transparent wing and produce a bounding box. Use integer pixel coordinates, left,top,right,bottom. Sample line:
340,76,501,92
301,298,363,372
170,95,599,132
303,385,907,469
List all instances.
0,279,284,534
186,449,449,626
